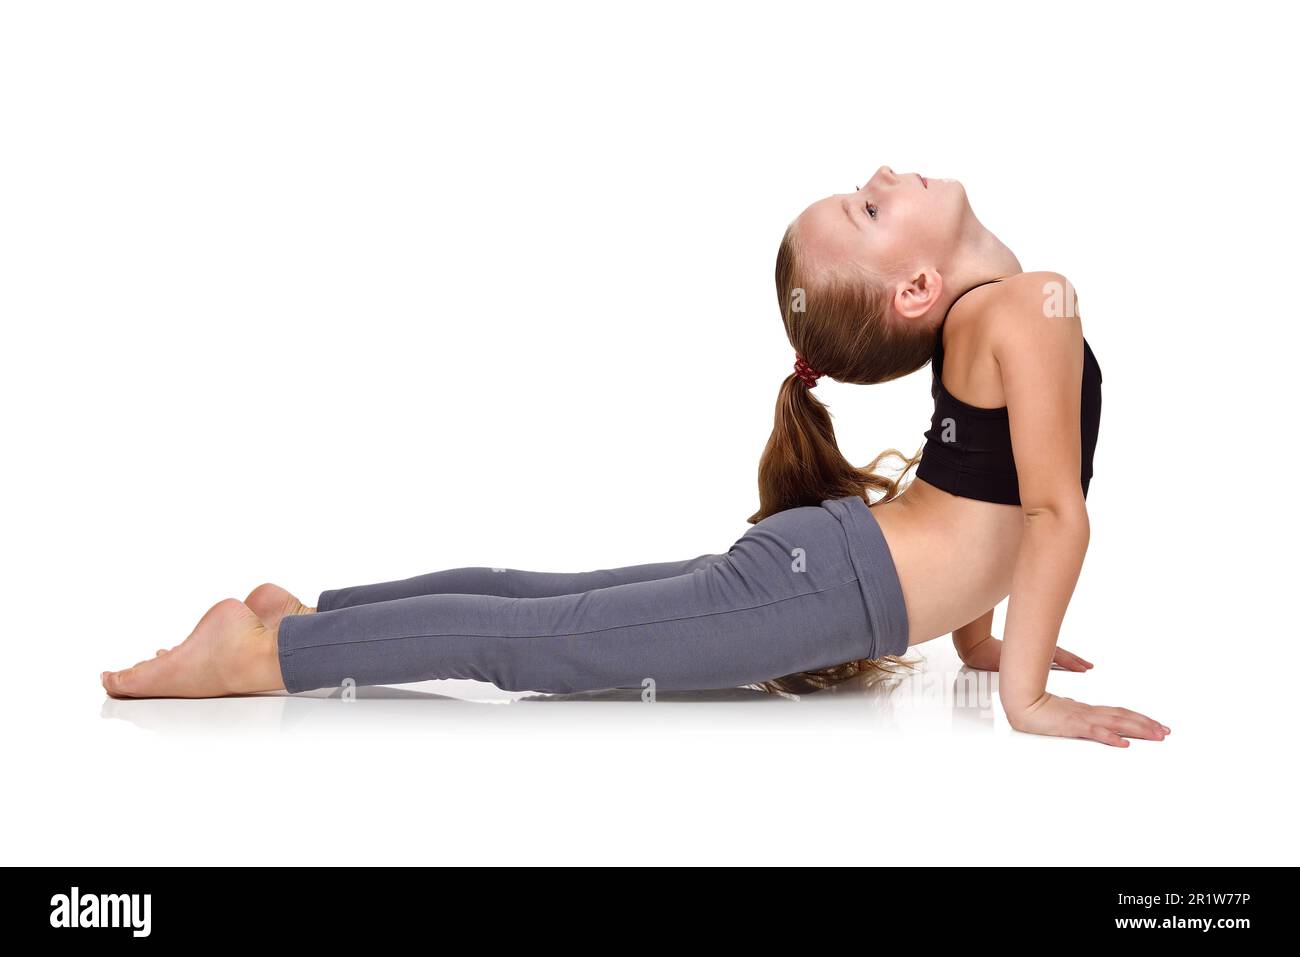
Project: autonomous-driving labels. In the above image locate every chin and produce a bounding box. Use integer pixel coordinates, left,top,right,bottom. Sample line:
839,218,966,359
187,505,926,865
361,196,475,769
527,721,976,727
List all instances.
945,180,973,219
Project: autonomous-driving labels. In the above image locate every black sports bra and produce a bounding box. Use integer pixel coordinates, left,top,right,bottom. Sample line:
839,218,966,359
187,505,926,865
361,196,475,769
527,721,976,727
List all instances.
914,279,1102,506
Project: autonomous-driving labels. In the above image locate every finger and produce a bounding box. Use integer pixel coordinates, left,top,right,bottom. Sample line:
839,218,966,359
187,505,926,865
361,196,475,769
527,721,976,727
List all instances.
1127,708,1170,733
1101,714,1166,741
1056,649,1093,669
1052,651,1088,672
1098,707,1169,736
1086,724,1130,747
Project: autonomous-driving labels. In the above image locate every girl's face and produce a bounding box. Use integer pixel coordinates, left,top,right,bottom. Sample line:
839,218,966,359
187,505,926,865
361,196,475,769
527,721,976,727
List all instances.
793,165,971,282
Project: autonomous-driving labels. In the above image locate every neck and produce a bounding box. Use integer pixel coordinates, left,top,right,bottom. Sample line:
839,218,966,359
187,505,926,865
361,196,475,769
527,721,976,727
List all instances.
935,215,1022,322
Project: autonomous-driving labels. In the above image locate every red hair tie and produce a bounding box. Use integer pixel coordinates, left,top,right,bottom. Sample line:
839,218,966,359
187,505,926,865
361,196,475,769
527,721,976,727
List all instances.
793,354,823,389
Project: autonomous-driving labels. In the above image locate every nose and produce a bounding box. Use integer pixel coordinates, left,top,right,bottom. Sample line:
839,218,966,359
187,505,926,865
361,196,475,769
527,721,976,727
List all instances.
861,166,896,192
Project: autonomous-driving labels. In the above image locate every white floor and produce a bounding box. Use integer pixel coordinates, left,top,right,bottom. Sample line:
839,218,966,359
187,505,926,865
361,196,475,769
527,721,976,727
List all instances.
7,635,1290,866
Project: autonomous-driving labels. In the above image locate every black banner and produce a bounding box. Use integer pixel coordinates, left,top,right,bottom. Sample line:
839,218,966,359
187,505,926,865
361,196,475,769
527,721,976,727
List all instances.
8,866,1288,944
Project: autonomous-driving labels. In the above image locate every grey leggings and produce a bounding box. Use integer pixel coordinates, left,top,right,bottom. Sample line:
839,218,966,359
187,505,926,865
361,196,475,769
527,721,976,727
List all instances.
276,495,910,694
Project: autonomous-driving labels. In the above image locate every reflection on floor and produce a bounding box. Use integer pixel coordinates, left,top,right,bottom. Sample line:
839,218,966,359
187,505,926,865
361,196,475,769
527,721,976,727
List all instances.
99,658,1002,738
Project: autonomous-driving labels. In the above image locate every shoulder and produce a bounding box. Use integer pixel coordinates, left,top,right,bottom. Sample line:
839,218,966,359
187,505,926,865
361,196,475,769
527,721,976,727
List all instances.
986,271,1081,322
981,271,1084,360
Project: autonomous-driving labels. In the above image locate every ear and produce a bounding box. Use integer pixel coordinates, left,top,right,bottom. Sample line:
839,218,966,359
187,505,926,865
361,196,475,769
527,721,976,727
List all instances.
892,269,944,321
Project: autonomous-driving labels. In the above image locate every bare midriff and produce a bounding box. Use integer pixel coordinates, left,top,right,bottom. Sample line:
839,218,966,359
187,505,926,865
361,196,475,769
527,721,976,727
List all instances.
871,477,1025,647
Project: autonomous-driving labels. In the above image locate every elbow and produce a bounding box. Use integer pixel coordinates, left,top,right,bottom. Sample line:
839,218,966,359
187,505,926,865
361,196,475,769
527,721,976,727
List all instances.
1022,499,1090,545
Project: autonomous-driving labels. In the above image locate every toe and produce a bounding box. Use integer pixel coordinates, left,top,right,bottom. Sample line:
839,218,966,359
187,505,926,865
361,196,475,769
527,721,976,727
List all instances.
111,648,188,698
104,598,277,699
104,668,134,698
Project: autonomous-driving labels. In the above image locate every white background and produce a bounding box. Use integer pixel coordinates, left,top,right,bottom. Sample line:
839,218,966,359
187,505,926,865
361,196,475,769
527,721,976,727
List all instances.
2,1,1295,865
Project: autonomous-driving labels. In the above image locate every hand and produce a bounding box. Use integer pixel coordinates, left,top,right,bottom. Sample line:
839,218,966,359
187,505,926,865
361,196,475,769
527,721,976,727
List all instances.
960,635,1093,673
1006,692,1170,747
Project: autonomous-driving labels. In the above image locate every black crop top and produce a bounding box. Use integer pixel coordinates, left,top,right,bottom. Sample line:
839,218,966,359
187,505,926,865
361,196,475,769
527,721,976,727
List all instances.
914,279,1102,506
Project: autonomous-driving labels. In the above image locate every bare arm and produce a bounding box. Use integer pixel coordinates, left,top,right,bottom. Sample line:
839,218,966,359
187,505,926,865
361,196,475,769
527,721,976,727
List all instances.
995,275,1088,715
952,609,995,663
990,274,1167,745
952,607,1092,672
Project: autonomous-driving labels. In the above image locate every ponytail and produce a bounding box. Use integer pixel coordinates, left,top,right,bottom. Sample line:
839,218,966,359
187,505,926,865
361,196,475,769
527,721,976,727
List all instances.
749,222,935,525
748,373,919,524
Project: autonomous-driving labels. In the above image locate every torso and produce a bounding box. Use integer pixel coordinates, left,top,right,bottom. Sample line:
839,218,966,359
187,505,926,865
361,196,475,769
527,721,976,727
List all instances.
869,273,1096,646
915,277,1102,506
872,476,1024,646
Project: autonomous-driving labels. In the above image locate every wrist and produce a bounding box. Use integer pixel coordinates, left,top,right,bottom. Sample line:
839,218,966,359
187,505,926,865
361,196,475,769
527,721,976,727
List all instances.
957,633,995,662
1001,689,1052,727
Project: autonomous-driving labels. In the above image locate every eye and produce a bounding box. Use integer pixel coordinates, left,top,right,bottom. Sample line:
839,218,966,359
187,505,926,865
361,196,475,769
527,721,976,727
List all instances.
864,201,878,220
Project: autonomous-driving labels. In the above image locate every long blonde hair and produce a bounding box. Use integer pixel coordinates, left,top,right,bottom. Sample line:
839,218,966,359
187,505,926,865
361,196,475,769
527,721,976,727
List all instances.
750,222,933,694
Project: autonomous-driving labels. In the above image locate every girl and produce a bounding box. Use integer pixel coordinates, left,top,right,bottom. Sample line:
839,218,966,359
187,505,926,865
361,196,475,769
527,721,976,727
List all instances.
102,166,1169,747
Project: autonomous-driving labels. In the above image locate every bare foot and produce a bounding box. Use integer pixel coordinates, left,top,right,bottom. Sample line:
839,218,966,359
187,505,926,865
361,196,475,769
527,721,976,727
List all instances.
244,582,315,632
102,598,285,698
